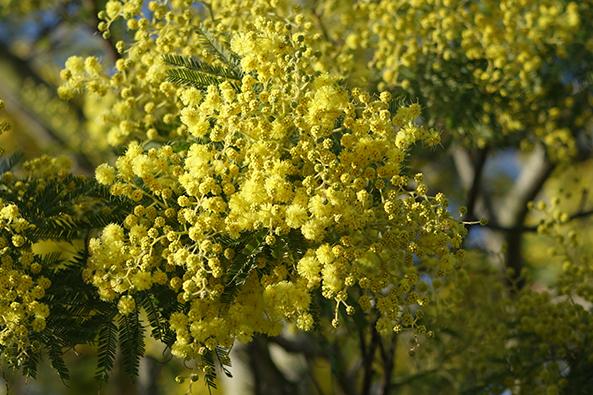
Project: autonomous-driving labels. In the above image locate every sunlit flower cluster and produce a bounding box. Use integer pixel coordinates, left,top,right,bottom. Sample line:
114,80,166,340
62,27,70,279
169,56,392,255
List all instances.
66,4,467,360
197,0,593,158
0,200,51,365
2,0,591,390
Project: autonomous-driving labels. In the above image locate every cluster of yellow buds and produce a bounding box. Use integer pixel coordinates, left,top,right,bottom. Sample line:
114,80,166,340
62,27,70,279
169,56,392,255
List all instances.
0,201,51,366
72,5,467,361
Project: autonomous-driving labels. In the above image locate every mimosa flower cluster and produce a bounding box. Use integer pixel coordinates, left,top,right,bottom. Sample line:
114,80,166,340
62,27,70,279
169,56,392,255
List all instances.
0,0,60,15
0,200,51,365
62,3,466,360
420,255,593,393
359,0,591,158
529,188,593,303
4,0,591,391
182,0,593,157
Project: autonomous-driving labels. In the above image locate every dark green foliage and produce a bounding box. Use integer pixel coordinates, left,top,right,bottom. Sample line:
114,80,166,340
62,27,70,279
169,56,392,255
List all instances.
0,164,132,382
95,322,118,382
164,27,242,91
0,121,9,135
41,241,110,337
0,160,227,390
164,52,242,91
0,169,133,243
139,291,177,347
219,229,308,305
220,231,267,304
118,312,145,377
163,54,242,81
21,347,40,379
44,334,70,382
201,346,232,389
215,346,232,378
166,67,233,90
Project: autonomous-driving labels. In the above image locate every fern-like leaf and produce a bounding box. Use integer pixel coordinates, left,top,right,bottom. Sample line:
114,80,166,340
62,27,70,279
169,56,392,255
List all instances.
46,338,70,382
22,349,40,379
163,54,241,80
0,120,9,135
139,293,176,347
118,312,145,377
13,175,133,241
195,25,241,69
96,321,118,382
201,349,218,389
198,346,232,389
166,67,240,91
220,231,268,304
215,346,232,378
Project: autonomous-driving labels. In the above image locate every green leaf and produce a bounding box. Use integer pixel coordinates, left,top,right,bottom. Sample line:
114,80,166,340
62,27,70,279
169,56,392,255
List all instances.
22,349,39,379
139,293,176,347
201,349,218,389
45,338,70,383
118,312,145,377
162,54,241,80
96,321,118,382
166,68,240,91
11,175,132,241
215,346,232,378
195,25,241,70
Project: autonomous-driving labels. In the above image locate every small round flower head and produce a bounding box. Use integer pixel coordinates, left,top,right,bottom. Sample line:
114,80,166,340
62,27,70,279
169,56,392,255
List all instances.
118,295,136,315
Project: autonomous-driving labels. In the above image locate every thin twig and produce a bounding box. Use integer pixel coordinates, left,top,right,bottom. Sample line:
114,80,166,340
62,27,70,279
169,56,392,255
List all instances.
248,336,297,395
451,145,498,225
471,207,593,233
361,324,380,395
312,7,335,46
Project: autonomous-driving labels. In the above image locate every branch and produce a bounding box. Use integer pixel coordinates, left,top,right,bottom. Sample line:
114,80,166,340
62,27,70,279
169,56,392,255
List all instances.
312,7,334,46
330,340,358,395
269,334,357,395
465,147,489,222
378,334,397,395
247,336,298,395
451,145,497,224
498,145,555,289
473,207,593,233
360,324,379,395
268,335,324,358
